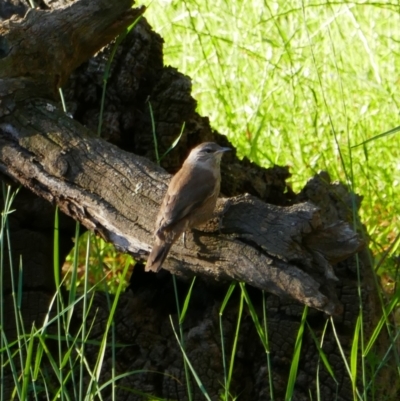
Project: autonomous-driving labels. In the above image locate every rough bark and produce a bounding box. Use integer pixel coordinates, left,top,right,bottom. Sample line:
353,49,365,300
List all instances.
0,1,395,400
0,98,363,315
0,0,145,111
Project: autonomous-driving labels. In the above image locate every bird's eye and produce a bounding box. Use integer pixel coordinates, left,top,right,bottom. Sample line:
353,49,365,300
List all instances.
204,148,212,153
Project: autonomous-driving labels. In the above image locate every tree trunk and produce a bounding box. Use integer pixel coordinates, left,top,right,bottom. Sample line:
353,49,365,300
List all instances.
0,1,395,400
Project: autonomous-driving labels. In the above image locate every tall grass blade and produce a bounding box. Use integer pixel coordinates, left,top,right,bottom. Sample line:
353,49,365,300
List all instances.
364,285,400,356
0,332,21,399
53,206,61,289
330,317,362,400
180,276,196,324
220,282,237,315
306,321,336,383
159,122,186,162
96,370,154,393
148,101,159,163
226,287,244,397
351,125,400,148
67,222,81,330
239,283,268,350
80,231,92,400
21,325,36,401
350,315,361,398
33,338,44,382
311,319,338,401
169,316,212,401
262,291,274,401
285,306,308,401
219,282,237,401
172,275,193,401
53,206,68,400
58,87,67,113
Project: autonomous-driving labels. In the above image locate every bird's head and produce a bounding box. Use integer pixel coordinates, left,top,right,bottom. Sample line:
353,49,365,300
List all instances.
186,142,231,168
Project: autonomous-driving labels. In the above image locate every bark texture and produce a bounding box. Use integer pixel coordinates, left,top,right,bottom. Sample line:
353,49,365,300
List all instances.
0,97,363,315
0,1,396,400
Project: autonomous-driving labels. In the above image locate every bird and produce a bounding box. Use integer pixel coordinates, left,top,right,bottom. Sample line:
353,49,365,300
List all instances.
146,142,230,272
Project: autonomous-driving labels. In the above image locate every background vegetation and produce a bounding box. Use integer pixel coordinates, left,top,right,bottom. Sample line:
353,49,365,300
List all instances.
144,0,400,268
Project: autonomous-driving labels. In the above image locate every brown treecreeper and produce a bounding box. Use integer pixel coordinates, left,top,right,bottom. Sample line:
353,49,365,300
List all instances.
146,142,230,272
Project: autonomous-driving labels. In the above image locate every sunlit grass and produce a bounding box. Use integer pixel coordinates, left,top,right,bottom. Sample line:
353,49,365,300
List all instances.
62,232,135,294
0,185,147,400
143,0,400,259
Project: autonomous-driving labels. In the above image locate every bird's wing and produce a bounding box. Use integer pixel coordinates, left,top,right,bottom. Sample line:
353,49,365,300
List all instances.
157,166,217,232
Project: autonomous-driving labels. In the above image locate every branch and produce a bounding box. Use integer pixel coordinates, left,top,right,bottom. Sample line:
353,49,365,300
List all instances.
0,100,363,314
0,0,145,115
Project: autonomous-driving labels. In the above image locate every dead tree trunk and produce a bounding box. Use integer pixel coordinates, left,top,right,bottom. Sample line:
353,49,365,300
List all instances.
0,1,395,400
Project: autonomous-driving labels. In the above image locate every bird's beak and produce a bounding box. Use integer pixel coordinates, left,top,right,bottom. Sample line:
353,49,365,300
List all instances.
217,147,231,154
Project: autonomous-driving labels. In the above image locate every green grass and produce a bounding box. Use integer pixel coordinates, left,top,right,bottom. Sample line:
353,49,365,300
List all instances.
62,231,135,294
0,186,153,400
143,0,400,262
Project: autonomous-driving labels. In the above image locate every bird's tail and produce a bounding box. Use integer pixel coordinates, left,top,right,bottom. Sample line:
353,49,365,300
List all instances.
145,239,173,272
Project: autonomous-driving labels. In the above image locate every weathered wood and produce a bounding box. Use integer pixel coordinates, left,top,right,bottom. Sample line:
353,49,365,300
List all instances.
0,99,363,314
0,0,145,115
